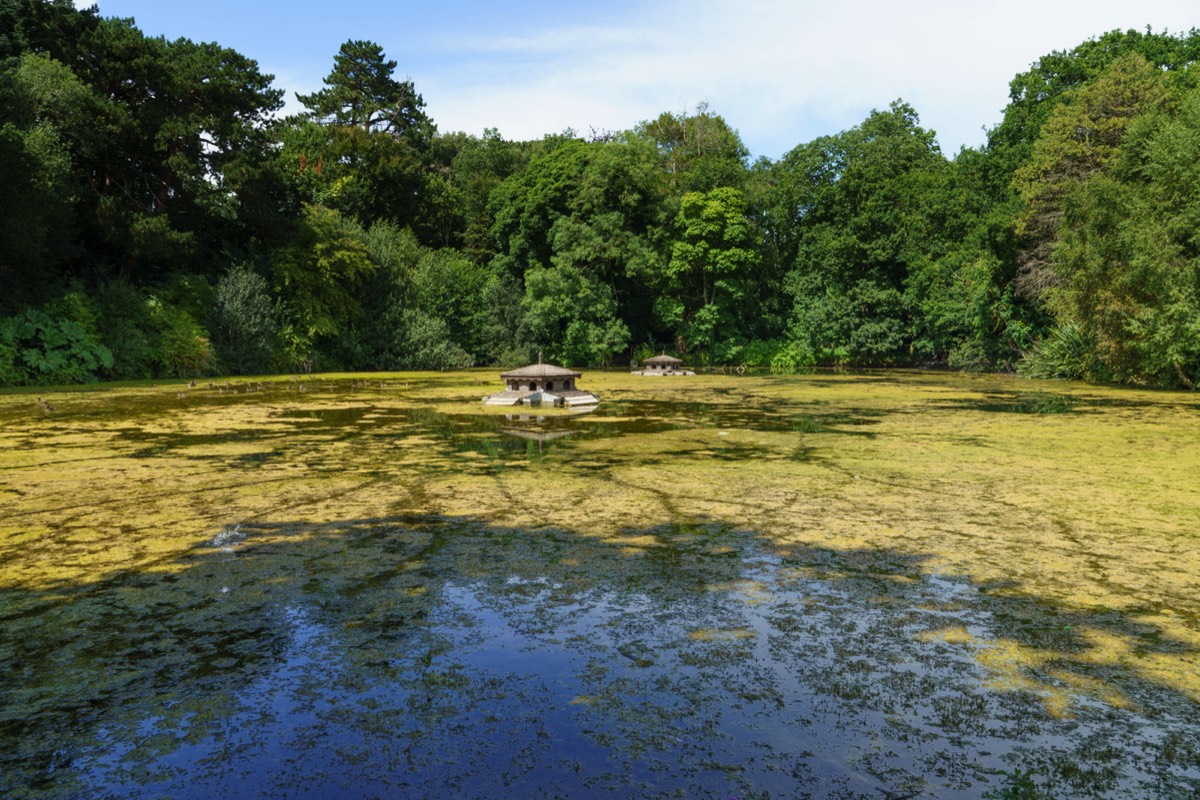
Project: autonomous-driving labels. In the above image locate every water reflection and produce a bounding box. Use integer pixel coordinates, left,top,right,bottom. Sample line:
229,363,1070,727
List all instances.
3,518,1197,799
500,414,580,460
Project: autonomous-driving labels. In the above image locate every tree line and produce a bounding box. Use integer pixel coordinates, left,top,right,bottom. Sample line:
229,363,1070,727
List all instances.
2,1,1199,389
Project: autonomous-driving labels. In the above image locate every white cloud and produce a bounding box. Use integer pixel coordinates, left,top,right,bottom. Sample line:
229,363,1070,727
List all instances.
88,0,1199,158
408,0,1200,158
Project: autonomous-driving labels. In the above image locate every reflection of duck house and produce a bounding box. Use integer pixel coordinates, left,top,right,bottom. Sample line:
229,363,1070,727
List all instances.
500,415,579,454
500,425,577,443
633,354,694,376
483,355,600,407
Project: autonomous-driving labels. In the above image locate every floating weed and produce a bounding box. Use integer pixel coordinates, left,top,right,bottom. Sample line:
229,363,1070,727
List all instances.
1045,668,1132,711
687,628,756,642
918,625,976,646
706,580,774,605
982,768,1049,799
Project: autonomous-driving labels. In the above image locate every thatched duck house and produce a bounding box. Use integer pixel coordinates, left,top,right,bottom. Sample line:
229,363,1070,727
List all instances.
633,353,694,376
483,355,599,407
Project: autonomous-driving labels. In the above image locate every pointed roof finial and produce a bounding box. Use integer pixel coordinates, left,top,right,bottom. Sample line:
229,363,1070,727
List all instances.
538,350,543,364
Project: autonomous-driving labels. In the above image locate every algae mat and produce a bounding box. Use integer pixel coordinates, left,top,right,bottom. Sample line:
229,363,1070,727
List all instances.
1,370,1198,798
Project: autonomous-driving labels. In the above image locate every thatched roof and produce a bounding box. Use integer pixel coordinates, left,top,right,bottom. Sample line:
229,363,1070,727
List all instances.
500,356,580,379
644,354,683,365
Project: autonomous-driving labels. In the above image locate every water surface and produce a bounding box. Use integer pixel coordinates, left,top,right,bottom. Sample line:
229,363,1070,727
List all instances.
2,370,1198,798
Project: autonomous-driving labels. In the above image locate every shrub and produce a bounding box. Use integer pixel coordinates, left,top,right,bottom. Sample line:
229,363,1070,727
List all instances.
741,339,780,368
0,308,113,386
210,265,280,375
493,343,537,369
92,281,158,380
398,309,473,371
631,342,657,366
948,339,992,372
1019,322,1106,382
277,321,316,373
770,341,816,375
0,333,20,386
708,339,744,367
149,301,215,378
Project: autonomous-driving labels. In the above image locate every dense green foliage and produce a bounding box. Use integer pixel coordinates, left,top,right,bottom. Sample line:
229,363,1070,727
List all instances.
210,264,280,375
1,2,1198,388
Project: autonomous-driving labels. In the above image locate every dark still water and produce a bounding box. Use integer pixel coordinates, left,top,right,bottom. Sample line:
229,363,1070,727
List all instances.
4,518,1196,799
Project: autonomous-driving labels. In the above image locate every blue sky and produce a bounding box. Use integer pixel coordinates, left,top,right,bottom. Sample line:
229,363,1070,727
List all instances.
78,1,1199,160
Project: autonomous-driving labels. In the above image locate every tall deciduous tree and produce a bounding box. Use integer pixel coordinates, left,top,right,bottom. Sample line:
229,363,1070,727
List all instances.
1013,54,1170,299
658,187,758,354
983,26,1200,204
1037,79,1200,387
636,102,749,192
417,128,529,254
775,101,947,361
0,52,93,300
0,7,282,284
272,204,375,346
903,145,1030,369
487,137,669,361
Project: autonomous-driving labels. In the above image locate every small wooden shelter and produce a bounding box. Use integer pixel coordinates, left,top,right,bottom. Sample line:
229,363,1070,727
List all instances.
633,353,694,376
484,354,599,407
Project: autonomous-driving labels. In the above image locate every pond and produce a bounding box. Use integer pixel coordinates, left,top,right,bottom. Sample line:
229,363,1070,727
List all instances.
1,370,1198,798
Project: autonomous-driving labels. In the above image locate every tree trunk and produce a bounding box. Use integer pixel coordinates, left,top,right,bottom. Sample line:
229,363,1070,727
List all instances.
1173,359,1196,390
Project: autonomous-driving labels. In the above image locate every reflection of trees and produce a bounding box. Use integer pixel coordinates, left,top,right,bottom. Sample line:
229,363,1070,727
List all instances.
1,516,1197,799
